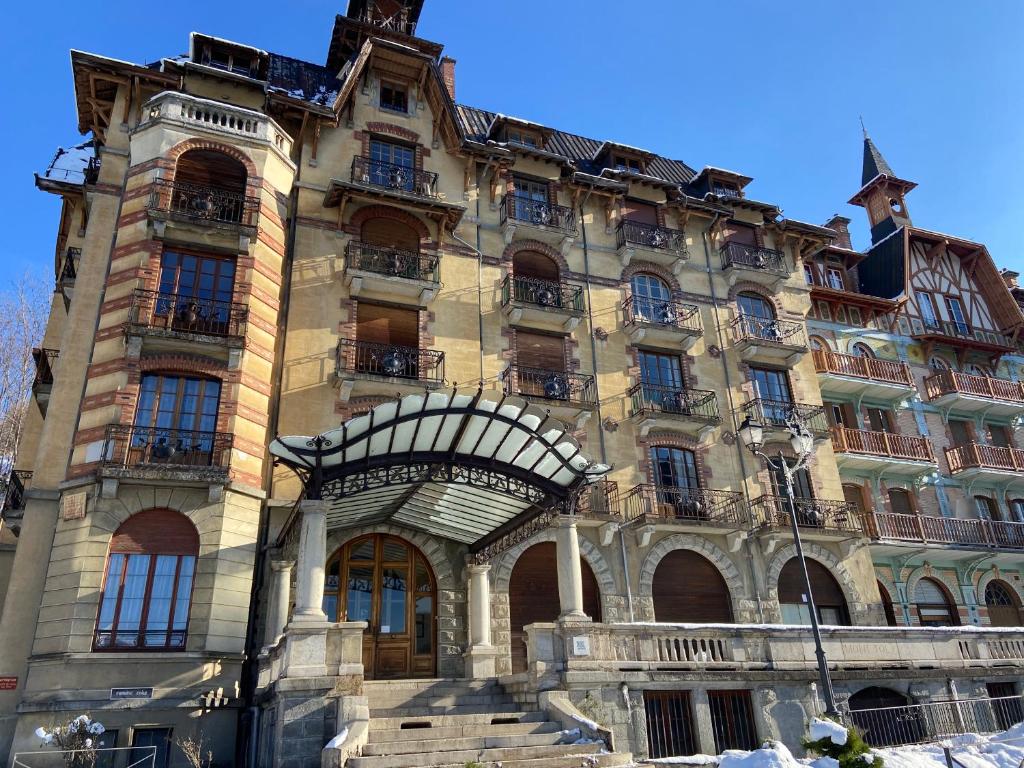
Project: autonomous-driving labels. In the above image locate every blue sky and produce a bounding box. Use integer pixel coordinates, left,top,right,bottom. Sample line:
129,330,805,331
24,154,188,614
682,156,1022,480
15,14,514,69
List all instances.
3,1,1023,280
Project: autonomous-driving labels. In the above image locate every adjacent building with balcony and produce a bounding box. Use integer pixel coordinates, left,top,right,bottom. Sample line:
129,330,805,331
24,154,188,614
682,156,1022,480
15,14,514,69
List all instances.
2,2,1024,767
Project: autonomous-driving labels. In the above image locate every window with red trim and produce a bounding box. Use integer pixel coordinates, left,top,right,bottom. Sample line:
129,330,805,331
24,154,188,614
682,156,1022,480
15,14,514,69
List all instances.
95,510,198,650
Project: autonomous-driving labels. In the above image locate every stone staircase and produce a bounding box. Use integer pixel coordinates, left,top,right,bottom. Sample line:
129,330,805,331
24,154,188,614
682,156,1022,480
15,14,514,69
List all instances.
352,679,632,768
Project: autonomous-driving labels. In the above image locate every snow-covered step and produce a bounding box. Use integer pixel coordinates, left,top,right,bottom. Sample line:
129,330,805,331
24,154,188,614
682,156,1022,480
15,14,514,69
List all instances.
363,729,571,755
368,703,538,718
367,710,548,731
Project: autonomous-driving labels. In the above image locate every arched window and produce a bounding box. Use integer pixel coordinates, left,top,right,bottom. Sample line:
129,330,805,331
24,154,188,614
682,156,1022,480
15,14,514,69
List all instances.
913,577,959,626
809,336,830,352
778,558,850,625
95,509,198,650
877,581,898,626
630,273,674,323
974,495,1001,521
851,343,875,358
130,374,222,466
513,250,559,281
512,250,561,308
737,292,774,320
652,550,732,623
929,355,952,372
985,580,1023,627
966,364,992,378
171,149,248,224
848,687,920,746
356,216,426,279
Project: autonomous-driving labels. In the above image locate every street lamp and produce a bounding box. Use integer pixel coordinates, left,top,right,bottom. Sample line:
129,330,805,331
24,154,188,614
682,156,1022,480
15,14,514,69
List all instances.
737,413,841,719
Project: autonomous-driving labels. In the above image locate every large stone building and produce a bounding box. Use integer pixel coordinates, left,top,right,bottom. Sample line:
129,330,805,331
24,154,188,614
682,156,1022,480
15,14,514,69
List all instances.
3,1,1024,766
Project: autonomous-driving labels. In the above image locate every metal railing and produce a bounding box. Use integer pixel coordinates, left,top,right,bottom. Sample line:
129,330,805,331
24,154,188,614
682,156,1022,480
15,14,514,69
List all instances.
846,695,1024,747
946,443,1024,474
149,178,259,227
1,470,31,513
336,338,445,384
575,480,621,517
622,296,701,333
616,220,685,252
501,274,584,312
812,349,915,387
500,194,577,236
738,398,828,434
14,745,157,768
31,348,58,387
831,425,935,462
925,370,1024,404
624,484,746,527
750,495,862,533
629,383,720,422
720,242,787,274
351,156,439,198
866,511,1024,549
103,424,232,470
59,247,80,284
501,365,596,406
345,241,439,282
732,315,807,347
129,289,248,339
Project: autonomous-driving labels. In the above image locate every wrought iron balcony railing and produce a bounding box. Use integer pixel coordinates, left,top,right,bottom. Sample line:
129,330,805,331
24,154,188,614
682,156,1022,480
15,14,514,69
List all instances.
336,338,445,384
94,627,187,652
500,194,577,236
2,470,31,513
103,424,232,470
351,156,439,198
732,315,807,347
501,365,596,406
738,398,828,434
345,241,439,282
813,349,915,387
624,484,746,527
750,495,862,533
629,383,720,422
865,511,1024,550
622,296,701,332
574,479,621,517
720,242,787,274
847,695,1024,748
129,289,248,340
501,275,584,312
149,178,260,227
616,220,685,252
60,247,80,284
831,426,935,462
32,348,58,387
946,443,1024,474
925,370,1024,405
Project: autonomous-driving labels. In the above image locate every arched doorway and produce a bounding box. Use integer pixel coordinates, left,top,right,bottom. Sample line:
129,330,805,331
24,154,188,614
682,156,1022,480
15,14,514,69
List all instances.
913,577,959,626
324,534,436,679
778,557,850,625
509,542,601,673
631,273,674,323
878,580,898,626
848,687,920,746
652,550,732,623
985,580,1023,627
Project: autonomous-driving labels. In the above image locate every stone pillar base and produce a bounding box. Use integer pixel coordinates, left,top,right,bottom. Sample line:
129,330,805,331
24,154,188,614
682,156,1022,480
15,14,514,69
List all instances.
281,622,330,678
463,645,501,679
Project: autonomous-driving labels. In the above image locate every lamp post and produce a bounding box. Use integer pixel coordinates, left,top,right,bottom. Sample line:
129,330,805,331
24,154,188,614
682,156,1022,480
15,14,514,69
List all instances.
737,413,841,719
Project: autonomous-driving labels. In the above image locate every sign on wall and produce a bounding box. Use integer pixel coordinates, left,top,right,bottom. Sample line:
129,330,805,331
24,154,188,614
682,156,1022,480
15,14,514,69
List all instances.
571,636,590,656
110,687,153,700
0,677,17,690
61,492,87,521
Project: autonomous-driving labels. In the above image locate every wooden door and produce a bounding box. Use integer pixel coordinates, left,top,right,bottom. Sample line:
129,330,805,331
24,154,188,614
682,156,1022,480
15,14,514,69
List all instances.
508,542,601,673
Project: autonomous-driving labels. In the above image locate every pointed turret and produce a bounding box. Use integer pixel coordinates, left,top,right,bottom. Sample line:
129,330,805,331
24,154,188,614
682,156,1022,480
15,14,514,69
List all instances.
862,134,895,186
849,126,916,244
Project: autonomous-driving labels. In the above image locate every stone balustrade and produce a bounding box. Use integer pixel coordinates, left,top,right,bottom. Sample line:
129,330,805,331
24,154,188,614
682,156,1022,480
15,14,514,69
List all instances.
256,621,366,692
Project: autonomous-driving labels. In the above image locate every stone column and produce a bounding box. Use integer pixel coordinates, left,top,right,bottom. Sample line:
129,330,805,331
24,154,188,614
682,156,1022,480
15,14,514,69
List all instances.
464,562,500,678
292,499,329,624
556,519,589,621
266,559,294,646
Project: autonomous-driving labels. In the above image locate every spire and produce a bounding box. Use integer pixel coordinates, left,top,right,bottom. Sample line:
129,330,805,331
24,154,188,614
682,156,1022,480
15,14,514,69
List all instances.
861,123,895,186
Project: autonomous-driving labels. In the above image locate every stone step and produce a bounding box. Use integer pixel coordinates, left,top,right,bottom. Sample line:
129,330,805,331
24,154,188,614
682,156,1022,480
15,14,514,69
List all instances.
363,729,572,756
368,693,517,709
348,741,603,768
368,720,563,744
369,703,538,718
368,710,548,732
363,678,502,695
424,754,633,768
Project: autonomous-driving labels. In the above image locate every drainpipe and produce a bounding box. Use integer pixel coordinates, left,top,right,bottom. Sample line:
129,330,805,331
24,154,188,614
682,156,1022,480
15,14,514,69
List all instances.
576,191,608,466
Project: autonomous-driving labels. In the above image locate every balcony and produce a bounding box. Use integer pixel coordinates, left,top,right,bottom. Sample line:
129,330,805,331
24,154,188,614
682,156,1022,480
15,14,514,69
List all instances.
629,383,720,439
148,179,260,253
1,470,32,535
127,289,248,351
831,426,936,475
925,370,1024,419
720,242,788,287
911,319,1014,356
731,315,808,365
624,484,746,541
813,349,916,403
334,338,445,400
343,241,440,305
31,348,58,416
325,158,463,227
737,398,829,440
946,443,1024,483
500,365,596,428
501,275,584,332
57,247,80,307
750,496,863,548
101,424,232,483
615,220,688,271
622,296,702,351
352,155,439,199
499,195,577,256
866,511,1024,552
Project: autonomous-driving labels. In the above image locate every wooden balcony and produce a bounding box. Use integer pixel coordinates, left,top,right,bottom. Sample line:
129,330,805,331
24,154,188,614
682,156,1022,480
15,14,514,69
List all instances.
866,511,1024,551
615,220,687,271
622,296,702,351
500,194,577,256
946,443,1024,482
925,370,1024,419
31,348,58,416
629,383,719,438
624,484,746,539
831,426,936,475
813,349,916,402
501,275,584,332
720,242,788,287
731,315,808,366
334,338,445,401
343,241,440,305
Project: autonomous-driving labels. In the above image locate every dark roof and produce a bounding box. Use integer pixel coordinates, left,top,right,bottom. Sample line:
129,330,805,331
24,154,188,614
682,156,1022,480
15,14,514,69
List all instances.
862,135,895,186
267,53,339,106
456,104,696,186
856,227,905,299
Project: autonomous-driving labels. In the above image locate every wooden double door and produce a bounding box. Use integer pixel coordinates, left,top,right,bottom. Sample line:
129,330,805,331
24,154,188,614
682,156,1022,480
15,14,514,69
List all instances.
324,534,436,679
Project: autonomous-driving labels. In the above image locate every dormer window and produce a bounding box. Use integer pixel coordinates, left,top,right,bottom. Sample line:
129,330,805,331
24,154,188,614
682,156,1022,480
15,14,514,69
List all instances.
712,182,740,198
200,44,257,77
614,156,643,174
506,128,539,149
826,267,845,290
380,81,409,113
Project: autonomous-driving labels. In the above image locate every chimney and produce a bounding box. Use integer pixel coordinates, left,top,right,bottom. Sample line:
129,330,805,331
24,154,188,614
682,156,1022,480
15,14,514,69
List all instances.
440,56,456,100
823,214,853,250
1001,268,1020,290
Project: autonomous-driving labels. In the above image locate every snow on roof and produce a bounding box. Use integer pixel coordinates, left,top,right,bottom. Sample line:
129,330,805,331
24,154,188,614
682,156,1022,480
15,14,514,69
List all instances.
189,31,268,57
41,140,95,183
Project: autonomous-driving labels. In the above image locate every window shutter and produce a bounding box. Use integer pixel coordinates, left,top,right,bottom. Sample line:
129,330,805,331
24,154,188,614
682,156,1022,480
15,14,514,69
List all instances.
622,199,658,225
356,304,419,347
516,332,566,369
110,509,199,555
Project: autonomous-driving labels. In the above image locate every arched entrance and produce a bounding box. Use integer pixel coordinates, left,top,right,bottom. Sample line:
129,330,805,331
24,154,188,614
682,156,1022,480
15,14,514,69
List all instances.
652,550,733,623
848,687,920,746
985,580,1023,627
778,557,850,625
324,534,436,679
509,542,601,673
